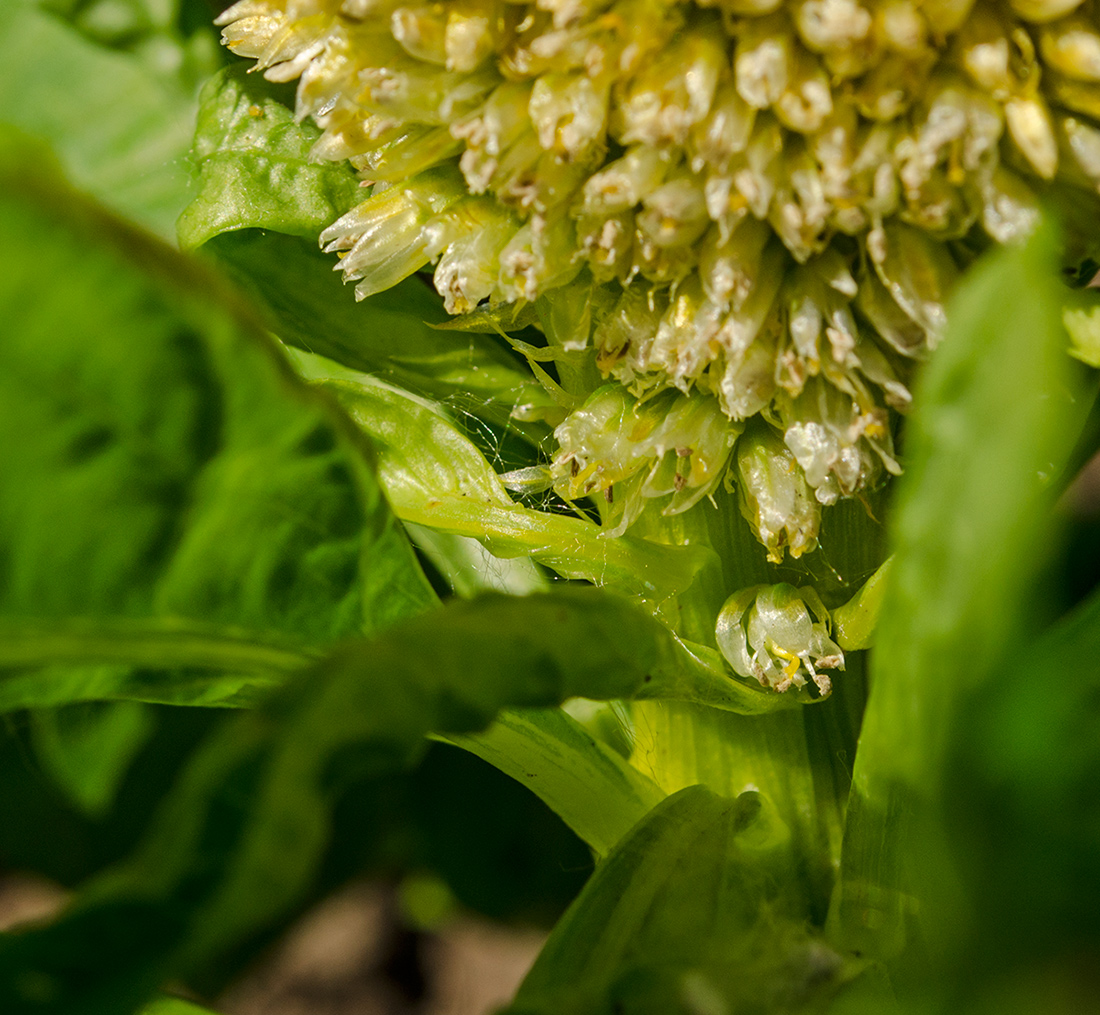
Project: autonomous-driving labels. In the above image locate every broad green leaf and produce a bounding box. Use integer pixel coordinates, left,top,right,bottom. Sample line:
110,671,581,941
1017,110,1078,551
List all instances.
0,587,759,1013
30,701,154,817
203,229,556,439
176,66,361,250
834,220,1096,960
441,708,666,858
0,128,433,712
0,3,201,238
506,785,857,1015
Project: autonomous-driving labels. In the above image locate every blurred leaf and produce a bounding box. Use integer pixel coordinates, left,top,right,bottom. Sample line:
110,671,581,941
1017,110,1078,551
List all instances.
0,620,315,711
506,785,856,1015
0,2,201,238
0,586,747,1013
0,705,224,890
442,708,666,858
203,230,556,439
140,995,221,1015
30,702,155,818
0,127,433,711
34,0,222,91
177,66,361,250
945,580,1100,971
834,219,1096,961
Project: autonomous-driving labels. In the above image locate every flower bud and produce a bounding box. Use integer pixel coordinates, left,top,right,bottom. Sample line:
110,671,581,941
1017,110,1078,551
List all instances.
594,285,668,383
734,422,821,562
867,220,956,348
529,72,610,160
551,387,741,535
451,82,533,193
778,376,899,505
1009,0,1086,24
579,145,668,216
424,196,519,311
735,15,792,111
716,583,843,695
616,28,725,145
636,176,710,248
354,124,463,182
1040,17,1100,81
320,166,467,299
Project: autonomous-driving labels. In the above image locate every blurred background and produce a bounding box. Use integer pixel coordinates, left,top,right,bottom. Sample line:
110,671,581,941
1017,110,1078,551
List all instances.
0,729,592,1013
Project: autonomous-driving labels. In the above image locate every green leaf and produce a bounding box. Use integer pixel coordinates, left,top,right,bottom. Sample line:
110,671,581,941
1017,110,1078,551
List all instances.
832,558,892,651
834,219,1096,961
404,523,549,597
506,785,857,1015
0,618,315,710
30,701,155,817
34,0,222,92
943,581,1100,972
0,127,433,712
202,229,556,439
140,998,222,1015
441,708,666,858
176,66,361,250
0,587,753,1013
0,3,201,239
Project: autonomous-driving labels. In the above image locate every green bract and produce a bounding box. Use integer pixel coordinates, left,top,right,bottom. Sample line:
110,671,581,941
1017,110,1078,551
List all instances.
716,583,843,694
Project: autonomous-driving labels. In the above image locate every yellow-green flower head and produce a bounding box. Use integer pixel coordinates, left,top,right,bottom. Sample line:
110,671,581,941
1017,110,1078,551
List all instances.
217,0,1100,554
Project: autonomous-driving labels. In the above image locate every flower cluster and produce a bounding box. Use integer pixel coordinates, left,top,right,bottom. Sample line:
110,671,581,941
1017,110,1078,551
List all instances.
550,385,741,533
218,0,1100,556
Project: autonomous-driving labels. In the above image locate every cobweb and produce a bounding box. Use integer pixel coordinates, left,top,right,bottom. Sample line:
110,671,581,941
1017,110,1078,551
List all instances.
439,389,586,520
